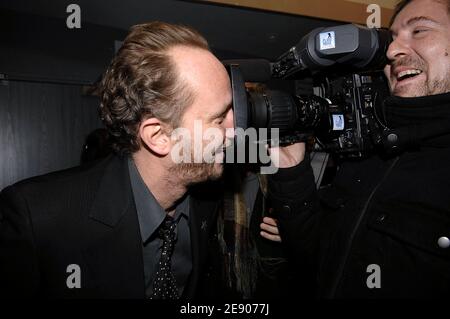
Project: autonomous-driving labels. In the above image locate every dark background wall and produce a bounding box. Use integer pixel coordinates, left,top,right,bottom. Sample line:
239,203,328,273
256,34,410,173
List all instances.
0,9,127,85
0,9,126,189
0,80,102,190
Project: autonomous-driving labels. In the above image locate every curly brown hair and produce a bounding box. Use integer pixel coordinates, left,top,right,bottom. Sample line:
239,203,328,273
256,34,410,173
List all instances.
99,21,209,155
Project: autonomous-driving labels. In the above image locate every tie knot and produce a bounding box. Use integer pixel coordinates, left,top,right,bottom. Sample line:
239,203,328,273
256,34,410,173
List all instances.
159,216,176,240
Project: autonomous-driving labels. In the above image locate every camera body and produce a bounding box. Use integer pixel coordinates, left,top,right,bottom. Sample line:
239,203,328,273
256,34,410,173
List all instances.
300,72,389,158
227,24,392,158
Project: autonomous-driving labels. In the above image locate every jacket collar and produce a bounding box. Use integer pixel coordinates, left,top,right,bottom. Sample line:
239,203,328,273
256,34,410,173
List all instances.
88,155,133,227
85,154,218,299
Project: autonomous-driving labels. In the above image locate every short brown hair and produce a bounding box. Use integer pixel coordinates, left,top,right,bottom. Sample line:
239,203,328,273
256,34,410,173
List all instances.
390,0,450,26
99,21,209,155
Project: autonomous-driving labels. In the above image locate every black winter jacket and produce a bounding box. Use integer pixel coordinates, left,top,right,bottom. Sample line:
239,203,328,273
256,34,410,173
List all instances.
269,92,450,298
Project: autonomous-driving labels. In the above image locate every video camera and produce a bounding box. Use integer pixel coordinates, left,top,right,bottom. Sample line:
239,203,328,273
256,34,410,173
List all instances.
225,24,393,158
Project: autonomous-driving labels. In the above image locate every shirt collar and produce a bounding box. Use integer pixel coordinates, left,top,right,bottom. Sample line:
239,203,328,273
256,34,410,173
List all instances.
128,157,189,243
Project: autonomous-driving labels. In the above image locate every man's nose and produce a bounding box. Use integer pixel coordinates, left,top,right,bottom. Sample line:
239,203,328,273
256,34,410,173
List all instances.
386,35,412,62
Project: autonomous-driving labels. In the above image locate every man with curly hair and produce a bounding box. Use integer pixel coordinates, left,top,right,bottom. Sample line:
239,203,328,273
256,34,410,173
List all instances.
0,21,234,299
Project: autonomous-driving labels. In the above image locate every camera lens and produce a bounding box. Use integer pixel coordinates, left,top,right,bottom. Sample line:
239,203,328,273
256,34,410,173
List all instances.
248,90,298,133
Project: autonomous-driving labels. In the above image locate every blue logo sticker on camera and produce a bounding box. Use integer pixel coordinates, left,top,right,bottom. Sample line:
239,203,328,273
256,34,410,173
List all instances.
332,114,345,131
320,31,336,50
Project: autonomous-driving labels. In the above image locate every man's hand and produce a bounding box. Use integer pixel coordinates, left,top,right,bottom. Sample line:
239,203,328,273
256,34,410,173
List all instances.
268,142,305,168
260,217,281,242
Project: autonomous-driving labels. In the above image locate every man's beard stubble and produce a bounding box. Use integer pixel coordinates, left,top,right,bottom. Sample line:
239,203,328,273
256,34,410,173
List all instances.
170,136,227,185
391,56,450,97
173,162,223,186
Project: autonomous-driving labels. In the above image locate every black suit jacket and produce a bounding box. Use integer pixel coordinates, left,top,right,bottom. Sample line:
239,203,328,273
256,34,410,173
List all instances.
0,155,220,298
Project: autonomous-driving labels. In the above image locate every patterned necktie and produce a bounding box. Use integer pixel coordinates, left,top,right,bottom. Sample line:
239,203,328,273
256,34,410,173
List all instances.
150,215,179,299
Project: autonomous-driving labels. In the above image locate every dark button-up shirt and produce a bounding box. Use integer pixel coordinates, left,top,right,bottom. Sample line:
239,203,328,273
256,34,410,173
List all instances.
128,158,192,298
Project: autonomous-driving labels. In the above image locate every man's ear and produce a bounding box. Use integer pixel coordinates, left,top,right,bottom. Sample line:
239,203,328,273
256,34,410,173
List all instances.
139,117,172,156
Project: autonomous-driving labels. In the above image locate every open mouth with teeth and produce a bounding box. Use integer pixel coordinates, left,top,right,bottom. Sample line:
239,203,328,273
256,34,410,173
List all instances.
397,69,423,81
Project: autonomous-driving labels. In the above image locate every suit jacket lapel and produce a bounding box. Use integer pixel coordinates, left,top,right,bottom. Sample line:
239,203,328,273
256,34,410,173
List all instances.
82,156,220,299
83,156,145,298
88,155,132,227
184,198,201,299
183,193,220,299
